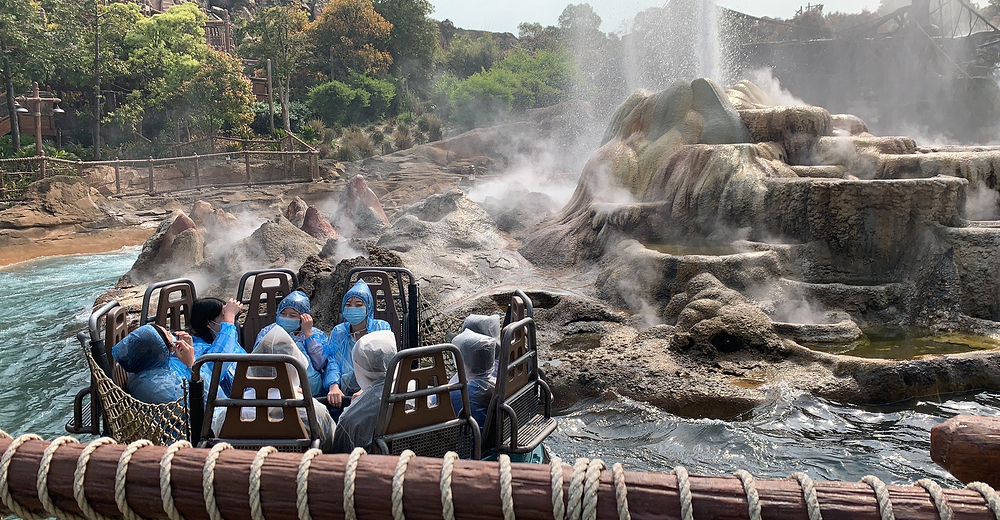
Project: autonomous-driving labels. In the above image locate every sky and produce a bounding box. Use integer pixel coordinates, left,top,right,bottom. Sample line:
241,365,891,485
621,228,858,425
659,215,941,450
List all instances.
429,0,883,35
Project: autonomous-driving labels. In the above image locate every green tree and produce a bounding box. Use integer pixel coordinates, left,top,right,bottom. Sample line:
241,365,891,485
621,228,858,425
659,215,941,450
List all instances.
372,0,438,87
307,71,394,125
181,50,254,135
239,5,310,132
308,0,393,79
441,34,497,77
0,0,47,152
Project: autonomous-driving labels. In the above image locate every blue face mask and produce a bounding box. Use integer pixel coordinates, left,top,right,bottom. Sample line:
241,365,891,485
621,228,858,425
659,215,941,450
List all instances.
276,316,300,333
343,306,367,325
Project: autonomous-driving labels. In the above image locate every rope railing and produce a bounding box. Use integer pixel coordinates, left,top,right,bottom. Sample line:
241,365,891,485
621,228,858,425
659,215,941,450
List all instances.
1,434,999,520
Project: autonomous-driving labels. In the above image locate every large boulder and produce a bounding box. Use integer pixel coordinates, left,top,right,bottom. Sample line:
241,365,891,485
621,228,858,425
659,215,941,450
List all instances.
126,211,205,283
301,206,342,240
332,175,390,237
1,176,112,229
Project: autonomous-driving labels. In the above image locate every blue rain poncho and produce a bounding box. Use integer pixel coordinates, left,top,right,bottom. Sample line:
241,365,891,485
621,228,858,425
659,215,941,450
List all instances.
331,330,396,453
323,280,392,395
192,321,241,396
212,326,336,452
256,291,329,397
450,329,497,428
112,324,211,405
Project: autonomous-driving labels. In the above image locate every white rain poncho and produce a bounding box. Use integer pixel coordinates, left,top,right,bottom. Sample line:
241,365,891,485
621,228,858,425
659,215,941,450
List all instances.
331,329,397,452
212,326,335,451
450,329,496,428
461,314,501,340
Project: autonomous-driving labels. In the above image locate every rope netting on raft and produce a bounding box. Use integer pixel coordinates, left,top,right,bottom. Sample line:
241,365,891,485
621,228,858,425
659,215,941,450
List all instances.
0,430,999,520
82,346,189,446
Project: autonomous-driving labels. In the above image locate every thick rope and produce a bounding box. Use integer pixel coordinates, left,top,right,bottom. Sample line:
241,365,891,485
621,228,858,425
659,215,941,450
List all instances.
250,446,277,520
343,448,366,520
296,448,322,520
734,470,762,520
550,456,565,520
583,459,606,520
74,437,116,520
673,466,694,520
612,463,631,520
861,475,896,520
392,450,416,520
966,482,1000,520
567,458,590,520
202,443,233,520
916,479,953,520
37,436,85,520
790,472,823,520
1,433,45,520
499,455,515,520
159,440,191,520
439,451,459,520
116,439,153,520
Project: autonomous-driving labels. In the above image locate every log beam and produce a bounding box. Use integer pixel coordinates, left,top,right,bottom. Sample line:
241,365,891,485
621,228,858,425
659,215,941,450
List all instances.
0,437,996,520
931,414,1000,488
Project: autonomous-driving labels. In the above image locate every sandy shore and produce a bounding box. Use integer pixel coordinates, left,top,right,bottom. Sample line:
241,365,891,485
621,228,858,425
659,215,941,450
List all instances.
0,227,154,267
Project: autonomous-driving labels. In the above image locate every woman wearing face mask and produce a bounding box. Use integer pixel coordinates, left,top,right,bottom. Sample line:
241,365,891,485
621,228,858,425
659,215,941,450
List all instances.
255,290,329,397
190,297,243,396
323,280,392,408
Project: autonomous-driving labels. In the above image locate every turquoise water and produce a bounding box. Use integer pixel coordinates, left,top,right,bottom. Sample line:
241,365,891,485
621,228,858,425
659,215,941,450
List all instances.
2,249,999,486
0,248,139,438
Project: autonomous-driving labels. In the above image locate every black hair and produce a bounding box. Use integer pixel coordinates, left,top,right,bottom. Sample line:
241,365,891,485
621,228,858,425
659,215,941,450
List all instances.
191,297,225,344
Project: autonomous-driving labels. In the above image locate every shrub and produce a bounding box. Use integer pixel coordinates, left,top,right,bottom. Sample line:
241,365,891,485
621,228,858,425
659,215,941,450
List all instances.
393,127,413,150
319,143,334,159
425,113,444,141
307,72,396,127
441,34,498,78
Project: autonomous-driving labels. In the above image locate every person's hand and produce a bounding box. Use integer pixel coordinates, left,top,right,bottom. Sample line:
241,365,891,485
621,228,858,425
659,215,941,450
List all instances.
173,331,195,367
327,383,344,407
352,389,363,400
222,298,241,323
300,313,314,338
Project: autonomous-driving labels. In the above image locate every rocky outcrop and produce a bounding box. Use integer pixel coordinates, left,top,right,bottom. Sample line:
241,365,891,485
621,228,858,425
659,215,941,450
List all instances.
126,211,205,282
332,175,390,237
1,176,114,229
301,206,342,240
284,197,307,228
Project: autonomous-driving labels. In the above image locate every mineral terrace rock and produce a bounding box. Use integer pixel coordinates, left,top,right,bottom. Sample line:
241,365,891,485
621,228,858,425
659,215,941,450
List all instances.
126,211,204,282
285,197,307,228
1,176,111,229
333,175,390,237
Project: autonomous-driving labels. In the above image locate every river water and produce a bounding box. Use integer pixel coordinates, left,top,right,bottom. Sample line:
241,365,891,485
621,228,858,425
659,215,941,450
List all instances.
1,250,998,486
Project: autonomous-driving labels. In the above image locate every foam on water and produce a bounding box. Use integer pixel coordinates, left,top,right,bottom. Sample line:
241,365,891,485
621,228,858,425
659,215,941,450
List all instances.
0,248,139,437
2,249,999,485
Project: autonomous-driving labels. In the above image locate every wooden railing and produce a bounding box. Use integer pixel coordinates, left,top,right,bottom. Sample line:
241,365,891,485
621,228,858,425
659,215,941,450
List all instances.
0,147,319,203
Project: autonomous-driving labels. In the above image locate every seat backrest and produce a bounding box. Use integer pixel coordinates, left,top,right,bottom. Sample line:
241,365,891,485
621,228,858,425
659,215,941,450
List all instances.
373,344,480,459
192,353,319,452
141,279,197,331
484,317,553,453
502,289,534,328
89,300,133,388
236,270,296,348
344,267,420,349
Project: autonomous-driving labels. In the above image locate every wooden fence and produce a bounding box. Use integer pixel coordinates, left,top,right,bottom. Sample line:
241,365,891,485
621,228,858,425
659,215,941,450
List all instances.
0,135,319,203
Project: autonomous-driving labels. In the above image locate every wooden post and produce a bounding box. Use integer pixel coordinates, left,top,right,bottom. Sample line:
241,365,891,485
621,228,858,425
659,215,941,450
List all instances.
38,154,45,179
311,150,318,179
931,414,1000,488
266,58,275,136
211,137,216,154
244,149,251,186
289,153,295,181
0,437,998,520
114,159,121,195
193,152,200,186
148,156,154,194
77,159,83,177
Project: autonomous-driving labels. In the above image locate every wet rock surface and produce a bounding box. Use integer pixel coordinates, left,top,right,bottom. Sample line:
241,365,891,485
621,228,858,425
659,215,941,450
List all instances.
42,78,1000,419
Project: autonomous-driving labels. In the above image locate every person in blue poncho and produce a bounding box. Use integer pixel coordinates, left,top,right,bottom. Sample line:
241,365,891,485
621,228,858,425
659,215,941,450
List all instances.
255,290,328,397
450,329,496,429
190,297,243,396
324,279,392,408
112,324,212,405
